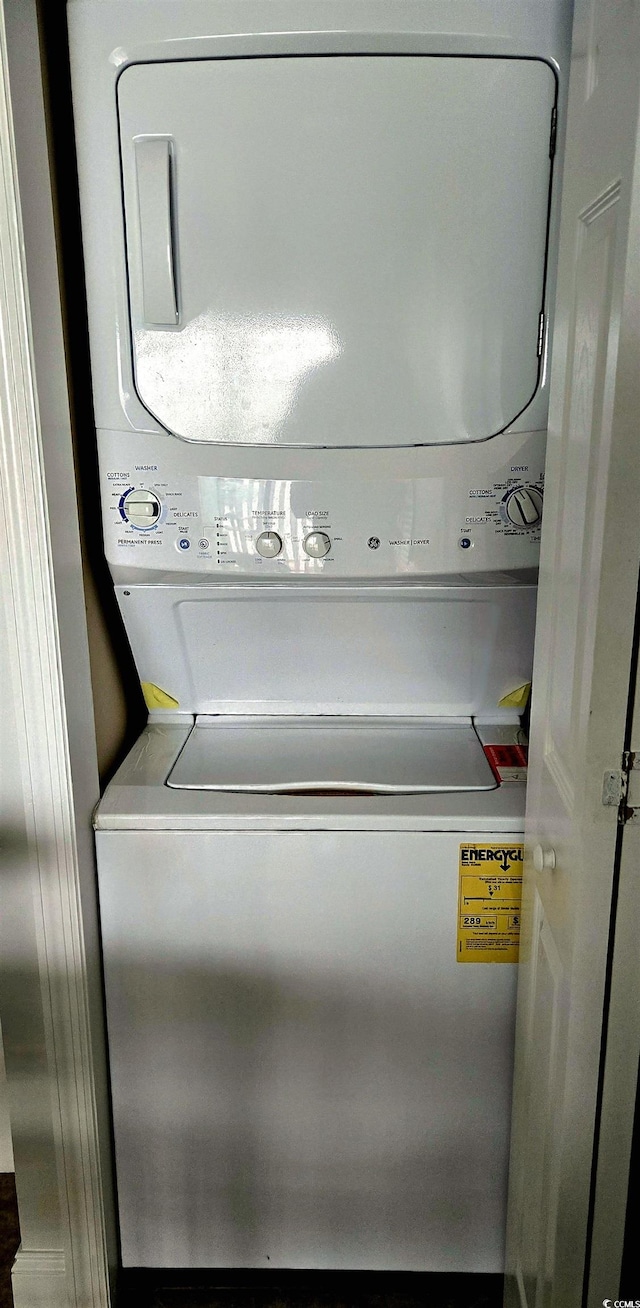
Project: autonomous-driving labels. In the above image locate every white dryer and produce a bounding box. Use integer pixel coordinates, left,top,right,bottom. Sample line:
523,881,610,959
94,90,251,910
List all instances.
67,0,571,1275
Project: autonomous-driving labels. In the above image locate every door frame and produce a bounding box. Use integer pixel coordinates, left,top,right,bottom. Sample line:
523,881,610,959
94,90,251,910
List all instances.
0,2,114,1304
0,1,638,1305
582,85,640,1294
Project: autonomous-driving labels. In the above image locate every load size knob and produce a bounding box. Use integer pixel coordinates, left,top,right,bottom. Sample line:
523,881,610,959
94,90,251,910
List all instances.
122,489,161,528
504,486,543,529
303,531,331,558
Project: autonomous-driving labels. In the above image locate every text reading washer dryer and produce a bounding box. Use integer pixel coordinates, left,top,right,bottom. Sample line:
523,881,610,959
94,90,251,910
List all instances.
69,0,571,1273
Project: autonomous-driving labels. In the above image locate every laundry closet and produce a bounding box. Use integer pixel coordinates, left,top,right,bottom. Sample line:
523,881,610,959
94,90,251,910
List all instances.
64,0,571,1278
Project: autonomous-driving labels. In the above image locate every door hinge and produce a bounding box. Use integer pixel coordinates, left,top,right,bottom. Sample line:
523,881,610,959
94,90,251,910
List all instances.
549,106,558,159
602,751,640,824
537,312,546,357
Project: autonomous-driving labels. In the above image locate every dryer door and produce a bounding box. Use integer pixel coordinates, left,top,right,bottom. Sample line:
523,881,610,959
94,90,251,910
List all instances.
118,56,556,448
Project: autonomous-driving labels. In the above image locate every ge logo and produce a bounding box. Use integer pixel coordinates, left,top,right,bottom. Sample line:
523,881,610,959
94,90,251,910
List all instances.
368,537,381,550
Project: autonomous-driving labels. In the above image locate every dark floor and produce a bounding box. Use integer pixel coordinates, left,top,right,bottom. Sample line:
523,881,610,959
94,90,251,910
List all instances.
153,1286,502,1308
1,1177,503,1308
0,1175,19,1308
120,1271,504,1308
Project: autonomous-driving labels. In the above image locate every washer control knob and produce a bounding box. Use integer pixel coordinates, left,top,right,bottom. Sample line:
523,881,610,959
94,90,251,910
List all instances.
303,531,331,558
255,531,282,558
505,485,543,528
122,489,161,529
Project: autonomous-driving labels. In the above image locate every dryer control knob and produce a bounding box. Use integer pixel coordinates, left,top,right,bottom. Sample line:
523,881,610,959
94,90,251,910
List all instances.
303,531,331,558
122,488,161,529
505,485,543,529
255,531,282,558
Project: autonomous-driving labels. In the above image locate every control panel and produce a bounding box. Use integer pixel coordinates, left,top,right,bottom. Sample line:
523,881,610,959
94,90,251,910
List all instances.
102,431,545,579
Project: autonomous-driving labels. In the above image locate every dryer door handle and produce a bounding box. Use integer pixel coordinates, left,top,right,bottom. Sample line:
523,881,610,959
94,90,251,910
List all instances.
134,137,178,326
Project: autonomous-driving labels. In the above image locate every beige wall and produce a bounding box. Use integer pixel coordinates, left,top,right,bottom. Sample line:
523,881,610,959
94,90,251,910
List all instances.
75,480,145,780
34,0,145,781
0,1023,13,1171
82,565,131,780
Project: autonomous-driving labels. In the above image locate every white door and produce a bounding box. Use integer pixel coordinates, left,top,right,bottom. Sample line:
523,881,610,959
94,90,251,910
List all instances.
117,56,555,447
505,0,640,1303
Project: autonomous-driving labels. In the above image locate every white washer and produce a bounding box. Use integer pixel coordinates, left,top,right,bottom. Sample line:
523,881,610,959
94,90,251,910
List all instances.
96,720,525,1271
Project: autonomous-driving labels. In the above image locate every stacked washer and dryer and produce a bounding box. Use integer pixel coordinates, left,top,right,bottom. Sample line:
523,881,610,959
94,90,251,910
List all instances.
68,0,570,1275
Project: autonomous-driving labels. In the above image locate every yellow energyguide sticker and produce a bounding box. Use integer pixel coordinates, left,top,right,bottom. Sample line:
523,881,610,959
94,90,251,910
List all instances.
457,843,523,963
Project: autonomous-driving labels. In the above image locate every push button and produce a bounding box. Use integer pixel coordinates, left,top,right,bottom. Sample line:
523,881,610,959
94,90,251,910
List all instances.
256,531,282,558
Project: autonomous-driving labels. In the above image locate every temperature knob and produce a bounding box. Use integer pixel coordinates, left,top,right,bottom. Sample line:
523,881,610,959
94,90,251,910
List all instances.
504,486,543,529
122,489,161,528
255,531,282,558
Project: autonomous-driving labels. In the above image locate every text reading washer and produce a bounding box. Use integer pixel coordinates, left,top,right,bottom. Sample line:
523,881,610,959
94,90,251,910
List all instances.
68,0,571,1272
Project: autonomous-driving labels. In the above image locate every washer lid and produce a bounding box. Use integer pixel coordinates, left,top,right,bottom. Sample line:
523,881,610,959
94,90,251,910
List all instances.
118,54,556,448
166,717,497,794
